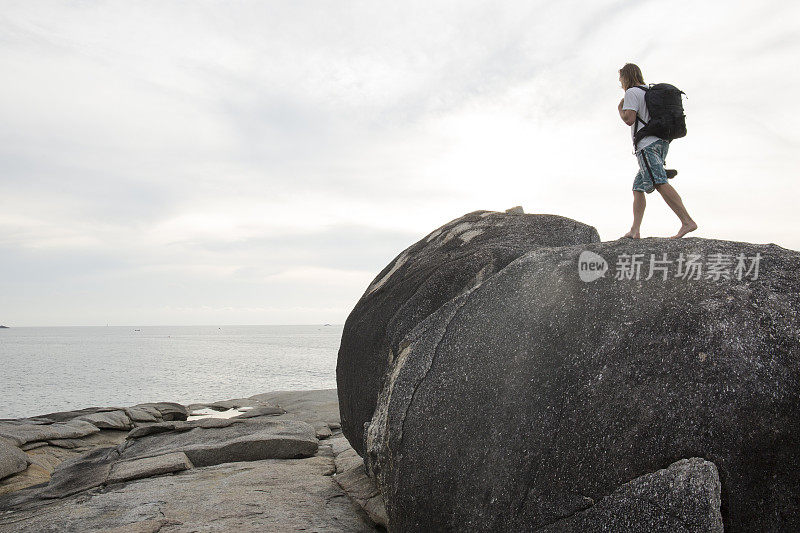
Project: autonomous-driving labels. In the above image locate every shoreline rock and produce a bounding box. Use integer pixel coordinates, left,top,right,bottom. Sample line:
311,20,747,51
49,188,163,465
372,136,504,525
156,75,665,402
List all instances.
0,389,384,532
339,209,800,531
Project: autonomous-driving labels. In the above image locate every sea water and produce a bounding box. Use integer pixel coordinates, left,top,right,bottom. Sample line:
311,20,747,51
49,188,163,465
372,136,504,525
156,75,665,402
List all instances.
0,325,343,419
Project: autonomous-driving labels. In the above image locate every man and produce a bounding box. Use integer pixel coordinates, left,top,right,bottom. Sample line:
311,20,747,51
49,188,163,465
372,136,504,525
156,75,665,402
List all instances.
618,63,697,239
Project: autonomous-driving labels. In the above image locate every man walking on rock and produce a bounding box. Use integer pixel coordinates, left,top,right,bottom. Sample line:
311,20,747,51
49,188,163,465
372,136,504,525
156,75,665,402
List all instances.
618,63,698,239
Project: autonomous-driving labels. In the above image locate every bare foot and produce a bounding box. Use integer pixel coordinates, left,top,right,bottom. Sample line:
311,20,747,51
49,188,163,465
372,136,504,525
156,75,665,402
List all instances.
669,221,698,238
621,229,640,239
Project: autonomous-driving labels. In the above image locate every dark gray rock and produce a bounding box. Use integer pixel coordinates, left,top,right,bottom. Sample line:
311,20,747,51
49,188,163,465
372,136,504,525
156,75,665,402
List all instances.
40,446,120,499
0,440,29,480
134,402,188,421
538,458,723,532
337,210,601,455
363,237,800,532
232,406,286,418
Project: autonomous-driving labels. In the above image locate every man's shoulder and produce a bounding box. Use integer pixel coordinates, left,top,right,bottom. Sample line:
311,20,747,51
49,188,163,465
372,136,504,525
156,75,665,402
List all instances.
623,87,645,110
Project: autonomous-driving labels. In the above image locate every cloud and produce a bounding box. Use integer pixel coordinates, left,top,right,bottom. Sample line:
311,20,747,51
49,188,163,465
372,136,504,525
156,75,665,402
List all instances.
0,0,798,325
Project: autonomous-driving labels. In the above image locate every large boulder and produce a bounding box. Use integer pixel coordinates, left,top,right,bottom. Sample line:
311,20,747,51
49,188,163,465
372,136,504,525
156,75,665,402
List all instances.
337,210,601,454
361,236,800,531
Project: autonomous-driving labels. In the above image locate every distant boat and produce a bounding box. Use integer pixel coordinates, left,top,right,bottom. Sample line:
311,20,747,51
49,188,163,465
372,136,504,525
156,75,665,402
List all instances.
134,329,141,332
0,325,8,329
324,323,332,326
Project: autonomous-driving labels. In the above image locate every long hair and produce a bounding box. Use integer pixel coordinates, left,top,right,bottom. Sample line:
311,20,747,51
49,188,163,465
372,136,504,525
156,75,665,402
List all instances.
619,63,644,89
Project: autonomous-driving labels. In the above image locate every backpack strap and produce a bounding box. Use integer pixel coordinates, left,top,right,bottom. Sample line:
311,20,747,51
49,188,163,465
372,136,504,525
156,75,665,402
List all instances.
631,85,650,151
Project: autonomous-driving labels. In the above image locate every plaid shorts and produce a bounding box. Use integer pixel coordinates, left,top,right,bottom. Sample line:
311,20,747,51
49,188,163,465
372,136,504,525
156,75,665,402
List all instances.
633,139,669,194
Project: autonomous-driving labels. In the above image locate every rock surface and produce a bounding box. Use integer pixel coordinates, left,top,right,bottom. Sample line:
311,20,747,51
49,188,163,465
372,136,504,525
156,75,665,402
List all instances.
118,417,318,467
0,420,100,447
0,457,377,532
0,441,29,481
330,436,387,528
337,210,601,455
356,233,800,531
77,410,133,430
107,452,193,484
0,390,382,532
538,458,723,532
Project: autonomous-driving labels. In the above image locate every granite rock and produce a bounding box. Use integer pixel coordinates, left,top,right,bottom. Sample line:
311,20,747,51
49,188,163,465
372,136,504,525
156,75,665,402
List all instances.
362,237,800,531
337,210,601,455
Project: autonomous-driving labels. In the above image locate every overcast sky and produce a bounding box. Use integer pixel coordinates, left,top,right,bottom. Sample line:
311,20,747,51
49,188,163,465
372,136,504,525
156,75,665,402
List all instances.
1,1,798,326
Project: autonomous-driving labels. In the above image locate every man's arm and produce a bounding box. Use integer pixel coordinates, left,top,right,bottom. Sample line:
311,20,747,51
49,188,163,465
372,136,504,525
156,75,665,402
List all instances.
618,98,636,126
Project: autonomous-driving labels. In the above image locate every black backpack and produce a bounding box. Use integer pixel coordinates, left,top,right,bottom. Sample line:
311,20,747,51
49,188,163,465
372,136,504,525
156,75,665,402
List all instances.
632,83,687,147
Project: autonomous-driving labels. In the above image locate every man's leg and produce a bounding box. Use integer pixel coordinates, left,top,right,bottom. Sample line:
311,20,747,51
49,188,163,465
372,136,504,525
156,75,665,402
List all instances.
622,191,646,238
654,182,698,238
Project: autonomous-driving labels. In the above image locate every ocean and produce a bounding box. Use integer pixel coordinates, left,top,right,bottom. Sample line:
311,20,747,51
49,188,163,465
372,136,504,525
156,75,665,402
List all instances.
0,325,343,419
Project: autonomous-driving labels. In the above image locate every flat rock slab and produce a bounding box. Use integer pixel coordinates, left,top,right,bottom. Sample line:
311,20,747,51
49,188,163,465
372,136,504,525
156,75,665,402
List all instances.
126,417,240,439
107,452,193,484
124,406,161,423
77,410,133,431
0,420,100,447
0,441,29,480
539,458,723,532
249,389,339,438
119,418,318,467
0,456,379,532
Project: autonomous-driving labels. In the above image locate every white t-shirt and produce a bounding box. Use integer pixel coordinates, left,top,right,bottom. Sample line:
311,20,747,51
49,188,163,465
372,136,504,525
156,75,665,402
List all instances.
623,86,660,152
